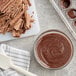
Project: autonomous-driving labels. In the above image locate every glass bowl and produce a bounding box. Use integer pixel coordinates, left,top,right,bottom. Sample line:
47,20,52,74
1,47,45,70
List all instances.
34,30,74,70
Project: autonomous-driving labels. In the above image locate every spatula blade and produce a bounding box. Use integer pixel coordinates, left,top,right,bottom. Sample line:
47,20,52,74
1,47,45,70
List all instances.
0,54,11,69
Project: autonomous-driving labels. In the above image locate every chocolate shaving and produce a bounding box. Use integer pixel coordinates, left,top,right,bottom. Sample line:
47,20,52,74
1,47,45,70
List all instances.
0,0,34,37
14,18,23,30
0,11,5,16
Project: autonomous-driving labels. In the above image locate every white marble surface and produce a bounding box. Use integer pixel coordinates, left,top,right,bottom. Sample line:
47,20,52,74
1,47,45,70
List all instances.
1,0,76,76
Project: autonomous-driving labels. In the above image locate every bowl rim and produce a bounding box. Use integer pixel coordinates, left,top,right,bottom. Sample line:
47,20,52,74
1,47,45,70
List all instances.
34,30,74,70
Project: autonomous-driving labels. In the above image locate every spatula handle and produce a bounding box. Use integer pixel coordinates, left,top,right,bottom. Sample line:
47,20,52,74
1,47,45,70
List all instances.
10,64,37,76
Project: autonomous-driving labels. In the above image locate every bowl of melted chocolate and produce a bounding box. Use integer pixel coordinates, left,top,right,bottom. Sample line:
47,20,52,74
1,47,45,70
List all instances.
34,30,73,69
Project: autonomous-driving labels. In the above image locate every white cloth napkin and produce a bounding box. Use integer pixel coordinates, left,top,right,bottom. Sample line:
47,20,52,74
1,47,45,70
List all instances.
0,44,30,76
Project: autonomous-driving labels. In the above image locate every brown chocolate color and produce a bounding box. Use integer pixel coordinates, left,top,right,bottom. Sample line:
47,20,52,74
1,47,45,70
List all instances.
60,0,70,8
37,33,73,68
67,9,76,19
74,21,76,26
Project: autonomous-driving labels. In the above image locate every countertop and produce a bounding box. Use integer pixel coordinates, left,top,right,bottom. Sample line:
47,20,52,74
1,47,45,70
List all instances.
2,0,76,76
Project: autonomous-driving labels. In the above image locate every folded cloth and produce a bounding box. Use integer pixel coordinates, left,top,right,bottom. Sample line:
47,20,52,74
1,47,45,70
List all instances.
0,44,30,76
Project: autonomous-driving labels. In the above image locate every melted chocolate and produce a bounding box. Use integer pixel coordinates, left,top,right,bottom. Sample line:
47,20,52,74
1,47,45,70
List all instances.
37,33,73,68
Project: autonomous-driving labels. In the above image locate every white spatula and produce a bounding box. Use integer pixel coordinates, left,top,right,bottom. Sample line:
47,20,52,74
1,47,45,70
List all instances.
0,52,37,76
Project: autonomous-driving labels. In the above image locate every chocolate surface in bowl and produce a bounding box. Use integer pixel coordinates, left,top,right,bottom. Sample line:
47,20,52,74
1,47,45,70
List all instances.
34,30,73,69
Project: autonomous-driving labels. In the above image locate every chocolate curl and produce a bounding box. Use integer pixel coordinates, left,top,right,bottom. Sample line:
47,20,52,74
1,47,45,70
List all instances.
12,30,21,37
24,11,34,29
27,0,31,6
1,0,14,12
10,4,25,26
